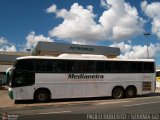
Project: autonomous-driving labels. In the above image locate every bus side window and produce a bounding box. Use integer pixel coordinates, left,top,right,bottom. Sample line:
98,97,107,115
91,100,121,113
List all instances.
67,60,76,73
46,60,56,72
121,62,128,72
148,62,154,73
87,61,96,73
136,62,143,73
142,62,154,73
105,61,112,73
96,61,104,73
143,62,149,73
128,62,137,73
112,62,122,73
36,60,46,72
113,61,127,73
57,60,66,73
76,61,87,73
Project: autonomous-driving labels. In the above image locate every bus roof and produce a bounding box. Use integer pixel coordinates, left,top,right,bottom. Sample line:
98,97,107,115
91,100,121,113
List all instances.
16,55,155,62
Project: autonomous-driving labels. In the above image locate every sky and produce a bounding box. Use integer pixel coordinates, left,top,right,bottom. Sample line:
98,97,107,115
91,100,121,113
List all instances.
0,0,160,67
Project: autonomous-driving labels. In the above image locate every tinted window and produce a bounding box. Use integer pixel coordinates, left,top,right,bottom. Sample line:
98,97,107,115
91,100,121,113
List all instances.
127,61,154,73
16,59,34,71
76,61,87,73
105,61,112,72
12,70,35,87
87,61,96,73
57,60,66,73
143,62,149,73
148,62,154,73
66,60,87,73
128,62,137,73
112,61,128,73
96,61,104,72
67,60,76,72
141,62,154,73
121,62,128,72
136,62,143,73
35,60,45,72
46,60,56,72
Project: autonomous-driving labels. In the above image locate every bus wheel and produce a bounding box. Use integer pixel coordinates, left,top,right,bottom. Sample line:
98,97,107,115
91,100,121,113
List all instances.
112,87,124,99
35,90,49,103
125,86,137,98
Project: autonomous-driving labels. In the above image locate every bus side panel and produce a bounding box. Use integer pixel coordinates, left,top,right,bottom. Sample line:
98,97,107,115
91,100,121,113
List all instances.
84,82,99,97
72,83,85,98
49,83,72,98
33,73,155,99
12,86,34,100
85,82,113,97
35,74,72,99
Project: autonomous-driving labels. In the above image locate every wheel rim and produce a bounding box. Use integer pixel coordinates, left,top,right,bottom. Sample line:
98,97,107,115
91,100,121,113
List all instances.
128,89,133,96
113,88,123,98
38,93,46,102
115,91,121,97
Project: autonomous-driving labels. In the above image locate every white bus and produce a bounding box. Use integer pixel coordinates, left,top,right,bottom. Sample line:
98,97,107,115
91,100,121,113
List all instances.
7,55,156,103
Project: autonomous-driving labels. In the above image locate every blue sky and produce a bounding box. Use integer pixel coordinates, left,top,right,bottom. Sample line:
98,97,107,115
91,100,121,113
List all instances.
0,0,160,67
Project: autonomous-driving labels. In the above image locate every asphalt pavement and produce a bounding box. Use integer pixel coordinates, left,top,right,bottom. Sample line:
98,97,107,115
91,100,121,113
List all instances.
1,87,160,120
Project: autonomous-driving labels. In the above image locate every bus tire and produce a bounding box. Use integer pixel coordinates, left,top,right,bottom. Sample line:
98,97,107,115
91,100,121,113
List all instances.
112,87,124,99
125,86,137,98
34,90,50,103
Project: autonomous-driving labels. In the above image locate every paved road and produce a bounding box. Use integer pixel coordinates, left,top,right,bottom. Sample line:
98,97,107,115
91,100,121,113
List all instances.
1,92,160,120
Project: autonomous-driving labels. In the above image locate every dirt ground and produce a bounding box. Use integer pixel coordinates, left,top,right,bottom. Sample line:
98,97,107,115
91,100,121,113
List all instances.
0,89,15,108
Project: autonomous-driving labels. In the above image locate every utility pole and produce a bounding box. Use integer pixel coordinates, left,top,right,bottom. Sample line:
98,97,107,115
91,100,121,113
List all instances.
144,33,150,59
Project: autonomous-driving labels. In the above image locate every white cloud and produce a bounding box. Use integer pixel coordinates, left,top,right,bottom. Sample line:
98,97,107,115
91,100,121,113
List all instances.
47,0,144,44
110,42,132,54
46,4,57,13
0,46,16,52
0,37,8,45
0,37,16,52
25,31,54,50
141,1,160,39
87,5,93,12
100,0,112,10
48,3,104,44
110,42,160,59
99,0,145,40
